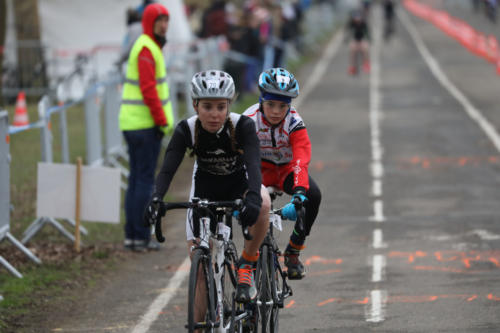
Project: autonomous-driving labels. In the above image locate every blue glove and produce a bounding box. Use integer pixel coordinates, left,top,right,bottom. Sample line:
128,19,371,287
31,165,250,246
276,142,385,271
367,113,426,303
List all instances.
281,203,297,221
292,193,307,203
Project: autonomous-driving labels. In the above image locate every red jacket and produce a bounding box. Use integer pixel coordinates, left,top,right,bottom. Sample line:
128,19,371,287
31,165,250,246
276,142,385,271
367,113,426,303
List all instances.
243,103,311,192
138,4,169,126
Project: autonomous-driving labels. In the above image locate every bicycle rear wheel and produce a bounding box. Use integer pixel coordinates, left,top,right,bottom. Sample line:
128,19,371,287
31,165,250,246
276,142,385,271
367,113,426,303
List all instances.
188,248,216,333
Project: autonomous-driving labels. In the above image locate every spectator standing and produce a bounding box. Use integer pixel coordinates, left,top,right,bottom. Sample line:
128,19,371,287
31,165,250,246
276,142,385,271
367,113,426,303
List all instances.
116,8,143,69
198,0,228,38
119,3,174,252
224,9,261,96
136,0,155,17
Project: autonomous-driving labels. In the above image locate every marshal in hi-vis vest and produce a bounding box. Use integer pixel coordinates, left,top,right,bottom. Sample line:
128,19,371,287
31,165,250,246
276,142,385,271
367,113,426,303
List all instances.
119,34,174,134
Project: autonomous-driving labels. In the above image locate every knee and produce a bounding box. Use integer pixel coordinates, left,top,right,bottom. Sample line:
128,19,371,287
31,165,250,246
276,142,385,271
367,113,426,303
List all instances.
260,191,271,216
307,185,322,207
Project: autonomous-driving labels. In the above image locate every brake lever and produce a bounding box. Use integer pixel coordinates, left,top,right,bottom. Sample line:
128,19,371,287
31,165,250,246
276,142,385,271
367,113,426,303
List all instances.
293,198,305,235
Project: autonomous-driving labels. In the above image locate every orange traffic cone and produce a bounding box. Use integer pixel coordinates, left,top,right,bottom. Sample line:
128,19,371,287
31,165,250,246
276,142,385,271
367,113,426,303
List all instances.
12,91,29,126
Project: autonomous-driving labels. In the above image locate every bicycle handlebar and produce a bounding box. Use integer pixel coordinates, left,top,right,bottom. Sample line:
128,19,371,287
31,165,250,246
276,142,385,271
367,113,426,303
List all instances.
272,197,306,235
153,198,250,243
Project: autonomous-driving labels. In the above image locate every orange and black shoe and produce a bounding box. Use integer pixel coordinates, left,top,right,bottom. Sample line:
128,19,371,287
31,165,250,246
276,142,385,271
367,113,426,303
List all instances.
235,258,257,303
284,248,306,280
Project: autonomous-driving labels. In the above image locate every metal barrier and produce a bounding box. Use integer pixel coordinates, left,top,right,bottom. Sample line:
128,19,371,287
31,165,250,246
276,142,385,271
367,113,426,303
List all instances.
0,111,41,278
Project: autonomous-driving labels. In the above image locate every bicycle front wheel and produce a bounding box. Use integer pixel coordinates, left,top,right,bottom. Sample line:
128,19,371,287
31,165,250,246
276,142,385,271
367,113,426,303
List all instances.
188,248,216,333
257,245,273,333
269,249,280,333
222,240,240,331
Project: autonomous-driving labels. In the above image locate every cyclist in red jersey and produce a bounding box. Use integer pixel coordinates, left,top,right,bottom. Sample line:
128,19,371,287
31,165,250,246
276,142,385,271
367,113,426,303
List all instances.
243,68,322,280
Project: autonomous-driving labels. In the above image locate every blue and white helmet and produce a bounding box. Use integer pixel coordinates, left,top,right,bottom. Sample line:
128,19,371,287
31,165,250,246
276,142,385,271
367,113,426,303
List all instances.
258,68,299,98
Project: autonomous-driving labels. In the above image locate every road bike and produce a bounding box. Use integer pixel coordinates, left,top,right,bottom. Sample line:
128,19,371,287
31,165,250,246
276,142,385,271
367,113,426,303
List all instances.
250,187,304,333
153,197,253,333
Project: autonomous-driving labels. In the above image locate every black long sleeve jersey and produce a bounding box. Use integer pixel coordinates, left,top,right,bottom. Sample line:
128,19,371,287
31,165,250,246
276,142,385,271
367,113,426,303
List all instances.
153,113,262,201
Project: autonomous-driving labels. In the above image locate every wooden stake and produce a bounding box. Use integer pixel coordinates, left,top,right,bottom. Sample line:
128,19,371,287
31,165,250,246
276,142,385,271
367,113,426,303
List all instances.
75,157,82,253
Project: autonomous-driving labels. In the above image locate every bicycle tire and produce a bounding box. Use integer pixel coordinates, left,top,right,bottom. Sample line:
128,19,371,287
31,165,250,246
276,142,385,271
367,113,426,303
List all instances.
188,248,216,333
223,240,239,331
257,245,273,333
268,247,280,333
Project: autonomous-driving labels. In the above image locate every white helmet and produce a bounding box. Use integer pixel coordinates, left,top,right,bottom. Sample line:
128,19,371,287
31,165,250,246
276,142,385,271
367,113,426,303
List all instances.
190,70,235,100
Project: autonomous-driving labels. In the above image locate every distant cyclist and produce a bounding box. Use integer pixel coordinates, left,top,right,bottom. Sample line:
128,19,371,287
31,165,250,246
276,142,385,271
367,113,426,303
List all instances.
345,9,371,75
243,68,322,280
383,0,396,40
144,70,271,311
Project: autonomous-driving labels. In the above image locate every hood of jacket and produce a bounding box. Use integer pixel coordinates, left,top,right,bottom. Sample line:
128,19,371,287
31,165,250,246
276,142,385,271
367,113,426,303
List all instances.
142,3,169,46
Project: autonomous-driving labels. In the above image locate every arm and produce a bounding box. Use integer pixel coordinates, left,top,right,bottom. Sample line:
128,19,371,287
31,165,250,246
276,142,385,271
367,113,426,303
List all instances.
289,128,311,193
238,116,263,204
138,47,167,126
152,121,190,198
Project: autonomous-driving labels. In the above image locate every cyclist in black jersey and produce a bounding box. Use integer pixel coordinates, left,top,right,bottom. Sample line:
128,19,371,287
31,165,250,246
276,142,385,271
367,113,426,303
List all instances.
345,9,371,75
144,70,271,313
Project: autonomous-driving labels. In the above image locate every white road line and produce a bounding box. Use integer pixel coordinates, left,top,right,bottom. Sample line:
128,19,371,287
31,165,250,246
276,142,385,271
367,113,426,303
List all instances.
372,142,383,162
371,200,386,222
372,179,382,197
400,9,500,154
295,29,344,109
372,254,386,282
131,256,191,333
366,290,387,323
371,161,384,179
368,8,388,324
373,229,388,249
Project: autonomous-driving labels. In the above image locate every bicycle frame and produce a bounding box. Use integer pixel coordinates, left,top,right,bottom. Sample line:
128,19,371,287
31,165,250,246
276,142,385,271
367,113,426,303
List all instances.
154,198,250,332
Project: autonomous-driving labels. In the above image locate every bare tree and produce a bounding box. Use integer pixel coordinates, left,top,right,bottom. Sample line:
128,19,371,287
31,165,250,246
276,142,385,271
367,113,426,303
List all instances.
0,0,6,105
13,0,48,97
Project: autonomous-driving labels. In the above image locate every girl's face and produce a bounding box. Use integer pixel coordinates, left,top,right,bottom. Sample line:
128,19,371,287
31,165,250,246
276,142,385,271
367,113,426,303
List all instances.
194,98,229,133
262,99,290,125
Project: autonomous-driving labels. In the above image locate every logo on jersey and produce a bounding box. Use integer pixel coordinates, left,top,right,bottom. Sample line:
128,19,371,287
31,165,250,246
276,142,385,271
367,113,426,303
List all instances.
207,148,226,155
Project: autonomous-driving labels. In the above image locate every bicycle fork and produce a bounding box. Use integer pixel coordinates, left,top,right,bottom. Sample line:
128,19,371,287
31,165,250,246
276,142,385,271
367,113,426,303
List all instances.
213,237,226,333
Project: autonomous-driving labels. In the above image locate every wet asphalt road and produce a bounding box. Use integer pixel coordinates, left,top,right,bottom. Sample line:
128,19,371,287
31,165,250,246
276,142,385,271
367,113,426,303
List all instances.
49,3,500,333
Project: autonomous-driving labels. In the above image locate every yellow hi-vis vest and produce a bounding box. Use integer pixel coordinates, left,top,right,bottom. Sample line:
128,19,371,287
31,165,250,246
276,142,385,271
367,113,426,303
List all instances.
119,34,174,134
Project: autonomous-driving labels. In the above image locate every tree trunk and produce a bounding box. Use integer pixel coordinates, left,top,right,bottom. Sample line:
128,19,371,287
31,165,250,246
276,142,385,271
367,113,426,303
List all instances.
0,0,6,105
13,0,48,96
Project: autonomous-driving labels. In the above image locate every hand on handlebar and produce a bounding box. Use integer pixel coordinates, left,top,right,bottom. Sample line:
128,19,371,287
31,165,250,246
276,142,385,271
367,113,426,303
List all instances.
239,192,261,228
281,192,307,221
143,196,165,227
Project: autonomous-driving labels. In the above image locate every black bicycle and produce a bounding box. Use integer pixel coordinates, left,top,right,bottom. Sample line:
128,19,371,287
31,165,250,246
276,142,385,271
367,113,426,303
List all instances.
250,187,304,333
152,197,253,333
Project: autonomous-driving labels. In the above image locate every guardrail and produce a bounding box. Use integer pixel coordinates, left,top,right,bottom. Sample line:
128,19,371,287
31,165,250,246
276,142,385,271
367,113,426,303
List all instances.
0,111,41,278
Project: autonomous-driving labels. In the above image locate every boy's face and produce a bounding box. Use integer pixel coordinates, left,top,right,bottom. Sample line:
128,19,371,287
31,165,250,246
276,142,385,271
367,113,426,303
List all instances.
262,100,290,125
154,15,169,36
194,98,229,133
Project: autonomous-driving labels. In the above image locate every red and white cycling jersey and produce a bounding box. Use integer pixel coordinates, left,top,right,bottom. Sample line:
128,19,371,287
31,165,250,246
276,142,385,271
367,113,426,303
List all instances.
243,103,311,191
